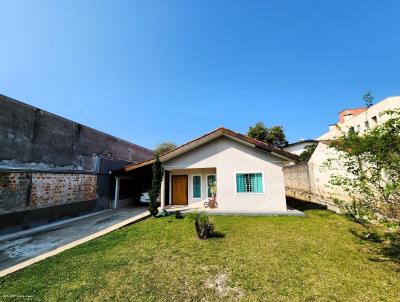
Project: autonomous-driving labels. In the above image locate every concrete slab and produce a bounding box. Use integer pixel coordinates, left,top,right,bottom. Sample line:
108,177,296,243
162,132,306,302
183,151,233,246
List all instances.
0,209,113,243
0,207,149,277
169,207,305,217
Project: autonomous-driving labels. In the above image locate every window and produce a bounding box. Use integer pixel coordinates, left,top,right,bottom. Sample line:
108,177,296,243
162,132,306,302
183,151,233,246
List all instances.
207,175,216,198
192,175,201,198
349,126,355,133
371,116,378,124
365,121,369,128
236,173,263,193
356,125,361,132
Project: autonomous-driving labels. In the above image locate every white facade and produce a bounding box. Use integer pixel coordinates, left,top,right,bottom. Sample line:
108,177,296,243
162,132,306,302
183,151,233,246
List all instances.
301,96,400,206
318,96,400,140
160,136,289,211
284,141,315,156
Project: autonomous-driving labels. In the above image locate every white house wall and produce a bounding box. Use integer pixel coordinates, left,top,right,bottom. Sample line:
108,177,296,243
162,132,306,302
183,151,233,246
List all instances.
163,136,288,211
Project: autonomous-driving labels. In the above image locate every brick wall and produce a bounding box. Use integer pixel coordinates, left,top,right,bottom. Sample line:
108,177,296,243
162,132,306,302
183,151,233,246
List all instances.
0,171,97,214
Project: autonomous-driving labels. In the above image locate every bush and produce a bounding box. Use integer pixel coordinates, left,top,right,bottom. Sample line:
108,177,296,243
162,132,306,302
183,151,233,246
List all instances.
189,211,215,239
149,155,163,217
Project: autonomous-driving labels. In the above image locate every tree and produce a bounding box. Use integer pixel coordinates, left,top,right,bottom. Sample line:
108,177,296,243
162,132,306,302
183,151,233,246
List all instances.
326,109,400,220
299,143,318,162
247,122,288,148
154,142,177,156
363,91,374,108
265,126,288,148
148,155,164,217
247,122,267,142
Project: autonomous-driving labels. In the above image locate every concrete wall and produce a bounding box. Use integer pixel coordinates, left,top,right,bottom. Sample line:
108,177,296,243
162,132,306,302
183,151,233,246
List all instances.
0,94,154,229
0,94,153,171
283,142,348,212
162,136,288,211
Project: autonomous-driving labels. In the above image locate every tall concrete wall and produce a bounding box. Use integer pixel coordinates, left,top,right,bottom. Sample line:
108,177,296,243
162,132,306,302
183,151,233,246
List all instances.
0,94,154,229
283,160,341,212
0,94,153,171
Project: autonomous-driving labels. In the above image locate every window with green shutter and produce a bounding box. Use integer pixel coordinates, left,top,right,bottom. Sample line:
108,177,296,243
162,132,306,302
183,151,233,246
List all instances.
236,173,263,193
192,175,201,198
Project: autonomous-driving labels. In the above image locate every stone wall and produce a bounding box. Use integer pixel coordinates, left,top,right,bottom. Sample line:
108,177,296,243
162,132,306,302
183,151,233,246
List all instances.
0,171,97,215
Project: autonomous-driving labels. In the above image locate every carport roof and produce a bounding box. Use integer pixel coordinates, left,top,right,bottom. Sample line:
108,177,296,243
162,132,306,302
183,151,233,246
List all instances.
114,127,299,173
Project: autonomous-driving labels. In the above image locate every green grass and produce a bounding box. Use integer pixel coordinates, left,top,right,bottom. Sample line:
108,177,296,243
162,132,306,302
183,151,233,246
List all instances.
0,204,399,302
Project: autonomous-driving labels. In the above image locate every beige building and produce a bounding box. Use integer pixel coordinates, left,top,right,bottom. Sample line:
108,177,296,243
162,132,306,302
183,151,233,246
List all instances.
318,96,400,140
119,128,298,213
284,96,400,210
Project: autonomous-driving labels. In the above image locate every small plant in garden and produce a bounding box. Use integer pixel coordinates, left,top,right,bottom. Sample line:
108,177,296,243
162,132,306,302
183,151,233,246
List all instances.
188,211,215,239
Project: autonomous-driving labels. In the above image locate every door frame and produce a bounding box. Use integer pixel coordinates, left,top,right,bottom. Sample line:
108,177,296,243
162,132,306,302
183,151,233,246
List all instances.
171,175,188,205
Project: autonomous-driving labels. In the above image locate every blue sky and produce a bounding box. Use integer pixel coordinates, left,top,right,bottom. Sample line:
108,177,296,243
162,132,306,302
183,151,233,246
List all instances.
1,1,399,149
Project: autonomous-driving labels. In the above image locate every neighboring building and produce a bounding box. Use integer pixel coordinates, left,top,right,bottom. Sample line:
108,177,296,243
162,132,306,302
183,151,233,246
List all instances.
115,128,298,212
284,139,317,156
318,96,400,140
284,95,400,210
0,94,153,229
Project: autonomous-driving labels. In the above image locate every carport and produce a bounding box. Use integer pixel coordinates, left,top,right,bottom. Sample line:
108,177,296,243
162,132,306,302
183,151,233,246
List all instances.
112,162,153,209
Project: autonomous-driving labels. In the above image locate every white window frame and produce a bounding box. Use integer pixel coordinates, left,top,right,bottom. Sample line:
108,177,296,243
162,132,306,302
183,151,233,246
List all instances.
191,174,202,199
234,171,265,195
206,174,216,198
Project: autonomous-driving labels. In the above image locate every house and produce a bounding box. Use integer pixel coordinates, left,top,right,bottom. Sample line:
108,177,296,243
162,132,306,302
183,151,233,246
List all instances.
283,95,400,210
115,128,298,212
284,139,317,156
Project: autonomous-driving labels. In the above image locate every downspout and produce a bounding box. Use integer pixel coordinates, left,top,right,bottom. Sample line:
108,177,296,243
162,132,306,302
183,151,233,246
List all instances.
114,176,120,209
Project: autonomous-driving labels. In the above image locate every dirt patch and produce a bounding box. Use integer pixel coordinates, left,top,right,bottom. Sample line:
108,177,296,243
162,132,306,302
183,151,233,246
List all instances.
205,272,244,300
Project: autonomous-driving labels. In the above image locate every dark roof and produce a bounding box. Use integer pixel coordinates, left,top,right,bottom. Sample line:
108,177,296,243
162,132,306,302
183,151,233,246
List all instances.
286,139,317,147
115,127,299,173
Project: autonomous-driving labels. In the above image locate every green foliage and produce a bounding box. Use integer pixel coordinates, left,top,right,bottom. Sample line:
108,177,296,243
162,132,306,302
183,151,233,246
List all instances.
326,109,400,220
247,122,288,148
149,155,164,217
188,211,215,239
363,91,374,108
298,143,317,162
154,142,177,156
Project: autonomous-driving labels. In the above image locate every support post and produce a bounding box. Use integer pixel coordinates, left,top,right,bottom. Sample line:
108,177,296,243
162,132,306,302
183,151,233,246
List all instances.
160,171,166,209
114,176,120,209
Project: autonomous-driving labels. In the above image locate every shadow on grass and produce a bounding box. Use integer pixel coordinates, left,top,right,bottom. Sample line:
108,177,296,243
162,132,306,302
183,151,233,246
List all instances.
209,231,225,239
350,228,400,266
286,198,328,212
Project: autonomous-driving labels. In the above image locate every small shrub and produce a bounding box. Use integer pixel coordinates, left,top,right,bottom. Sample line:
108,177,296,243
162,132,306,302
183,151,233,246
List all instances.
188,211,215,239
175,211,184,219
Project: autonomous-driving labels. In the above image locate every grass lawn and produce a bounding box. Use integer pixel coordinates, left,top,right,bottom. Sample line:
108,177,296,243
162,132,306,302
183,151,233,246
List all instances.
0,202,399,302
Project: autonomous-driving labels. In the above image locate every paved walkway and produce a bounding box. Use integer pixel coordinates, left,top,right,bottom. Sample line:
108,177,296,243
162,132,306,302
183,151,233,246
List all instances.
0,207,149,277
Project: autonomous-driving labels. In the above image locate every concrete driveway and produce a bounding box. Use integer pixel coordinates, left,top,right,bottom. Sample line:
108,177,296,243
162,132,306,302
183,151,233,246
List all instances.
0,207,148,275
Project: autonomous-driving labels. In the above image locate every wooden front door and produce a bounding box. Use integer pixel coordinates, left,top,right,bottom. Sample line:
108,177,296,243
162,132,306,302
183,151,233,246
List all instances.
172,175,188,205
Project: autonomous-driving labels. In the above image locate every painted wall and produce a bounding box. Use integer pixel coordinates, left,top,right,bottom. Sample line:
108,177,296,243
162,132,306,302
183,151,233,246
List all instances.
318,96,400,140
162,136,288,211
